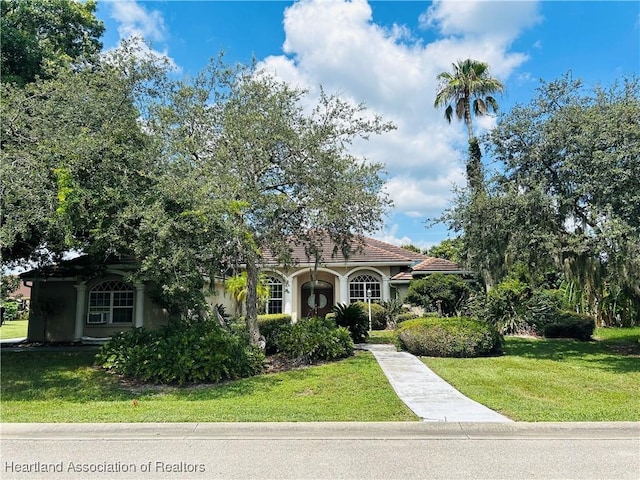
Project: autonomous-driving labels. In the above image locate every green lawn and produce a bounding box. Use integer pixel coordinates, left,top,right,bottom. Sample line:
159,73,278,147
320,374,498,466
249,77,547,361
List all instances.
0,319,28,340
422,327,640,422
2,327,638,423
0,350,417,422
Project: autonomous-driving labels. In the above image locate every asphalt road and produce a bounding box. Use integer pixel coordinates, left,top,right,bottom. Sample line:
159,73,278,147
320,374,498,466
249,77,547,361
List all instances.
1,422,638,480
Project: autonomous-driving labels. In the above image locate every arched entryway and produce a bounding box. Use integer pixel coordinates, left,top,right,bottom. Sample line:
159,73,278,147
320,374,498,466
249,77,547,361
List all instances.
301,280,334,318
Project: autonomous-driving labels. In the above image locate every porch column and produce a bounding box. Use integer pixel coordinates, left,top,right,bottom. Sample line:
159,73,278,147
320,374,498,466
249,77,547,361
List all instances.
134,283,145,328
74,283,87,341
283,276,293,316
338,274,349,304
382,276,391,301
290,275,299,322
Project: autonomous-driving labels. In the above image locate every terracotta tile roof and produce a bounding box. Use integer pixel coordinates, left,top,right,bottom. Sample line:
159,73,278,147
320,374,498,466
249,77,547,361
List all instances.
390,272,414,281
411,257,464,273
262,235,430,266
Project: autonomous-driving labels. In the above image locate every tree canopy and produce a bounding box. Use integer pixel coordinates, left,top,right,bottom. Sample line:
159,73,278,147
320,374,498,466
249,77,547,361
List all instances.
445,73,640,324
142,60,394,340
0,0,104,86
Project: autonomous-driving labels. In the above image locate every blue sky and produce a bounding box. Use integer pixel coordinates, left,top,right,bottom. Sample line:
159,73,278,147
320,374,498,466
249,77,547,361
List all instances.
95,0,640,250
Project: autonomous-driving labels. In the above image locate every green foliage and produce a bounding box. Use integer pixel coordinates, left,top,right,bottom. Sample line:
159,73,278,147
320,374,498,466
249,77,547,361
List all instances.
276,317,353,363
1,44,166,267
396,312,420,323
434,58,504,143
481,278,531,334
1,275,20,301
1,301,19,322
445,73,640,324
406,273,471,316
425,237,463,264
97,322,265,385
0,0,105,86
257,314,292,354
379,298,405,329
333,303,369,342
354,301,385,330
542,312,595,341
397,317,503,357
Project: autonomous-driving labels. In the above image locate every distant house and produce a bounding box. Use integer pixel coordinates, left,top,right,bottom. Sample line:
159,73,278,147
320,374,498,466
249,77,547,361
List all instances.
211,235,466,321
20,236,465,343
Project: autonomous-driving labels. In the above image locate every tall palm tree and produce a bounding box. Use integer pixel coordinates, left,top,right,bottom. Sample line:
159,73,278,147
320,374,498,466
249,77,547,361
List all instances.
434,59,504,194
434,59,504,142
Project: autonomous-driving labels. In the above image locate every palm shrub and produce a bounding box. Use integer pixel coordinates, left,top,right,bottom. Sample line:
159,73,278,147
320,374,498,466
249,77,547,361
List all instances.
97,321,265,385
333,303,369,342
480,278,531,334
396,317,503,357
276,317,353,363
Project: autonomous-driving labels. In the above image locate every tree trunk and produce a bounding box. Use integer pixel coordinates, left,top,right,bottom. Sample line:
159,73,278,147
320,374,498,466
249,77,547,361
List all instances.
244,255,261,346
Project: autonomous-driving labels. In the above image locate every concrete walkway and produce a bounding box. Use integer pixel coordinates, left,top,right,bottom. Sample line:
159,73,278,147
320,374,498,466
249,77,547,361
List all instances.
358,343,513,423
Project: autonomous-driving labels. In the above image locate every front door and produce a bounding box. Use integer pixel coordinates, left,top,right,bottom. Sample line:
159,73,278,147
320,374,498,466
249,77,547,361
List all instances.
301,281,334,318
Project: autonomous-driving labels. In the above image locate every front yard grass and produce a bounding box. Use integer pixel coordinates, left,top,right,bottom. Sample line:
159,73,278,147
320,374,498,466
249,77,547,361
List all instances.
0,350,417,422
0,319,28,340
422,327,640,422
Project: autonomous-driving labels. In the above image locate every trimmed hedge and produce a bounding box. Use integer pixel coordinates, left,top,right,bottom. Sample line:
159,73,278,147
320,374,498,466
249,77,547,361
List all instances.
396,317,503,357
276,316,353,363
97,321,265,385
542,312,595,341
257,314,292,354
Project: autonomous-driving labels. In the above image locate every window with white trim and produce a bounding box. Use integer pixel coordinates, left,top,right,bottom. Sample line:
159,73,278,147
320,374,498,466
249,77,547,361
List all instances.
87,281,134,324
349,274,381,303
265,275,283,314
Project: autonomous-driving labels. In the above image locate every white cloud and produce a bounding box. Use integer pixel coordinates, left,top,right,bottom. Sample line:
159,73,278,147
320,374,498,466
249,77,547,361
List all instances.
257,0,538,229
420,0,542,43
107,1,179,72
110,1,166,42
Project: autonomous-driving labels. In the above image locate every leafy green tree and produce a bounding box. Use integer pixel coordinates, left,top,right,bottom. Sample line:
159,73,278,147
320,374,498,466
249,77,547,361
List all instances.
406,273,471,316
1,42,167,267
145,60,394,343
1,0,104,86
426,237,463,263
446,73,640,324
434,59,504,192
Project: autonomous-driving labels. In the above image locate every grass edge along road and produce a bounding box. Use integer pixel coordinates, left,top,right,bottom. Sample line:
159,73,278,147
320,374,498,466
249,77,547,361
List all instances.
1,327,638,422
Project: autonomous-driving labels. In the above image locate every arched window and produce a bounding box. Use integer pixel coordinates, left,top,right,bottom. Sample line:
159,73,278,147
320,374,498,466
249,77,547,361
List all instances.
265,275,283,314
87,280,134,324
349,274,381,303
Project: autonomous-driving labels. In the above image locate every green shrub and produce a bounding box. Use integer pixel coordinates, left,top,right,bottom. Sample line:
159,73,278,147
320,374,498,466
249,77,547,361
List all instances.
542,312,595,341
354,301,386,330
97,321,265,385
333,303,369,342
396,317,503,357
405,273,471,316
1,301,19,322
481,279,531,334
276,317,353,363
257,314,292,354
396,312,420,324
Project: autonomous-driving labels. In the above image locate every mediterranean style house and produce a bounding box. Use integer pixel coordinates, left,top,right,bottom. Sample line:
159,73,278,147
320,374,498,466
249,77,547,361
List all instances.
20,236,465,343
213,235,466,321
